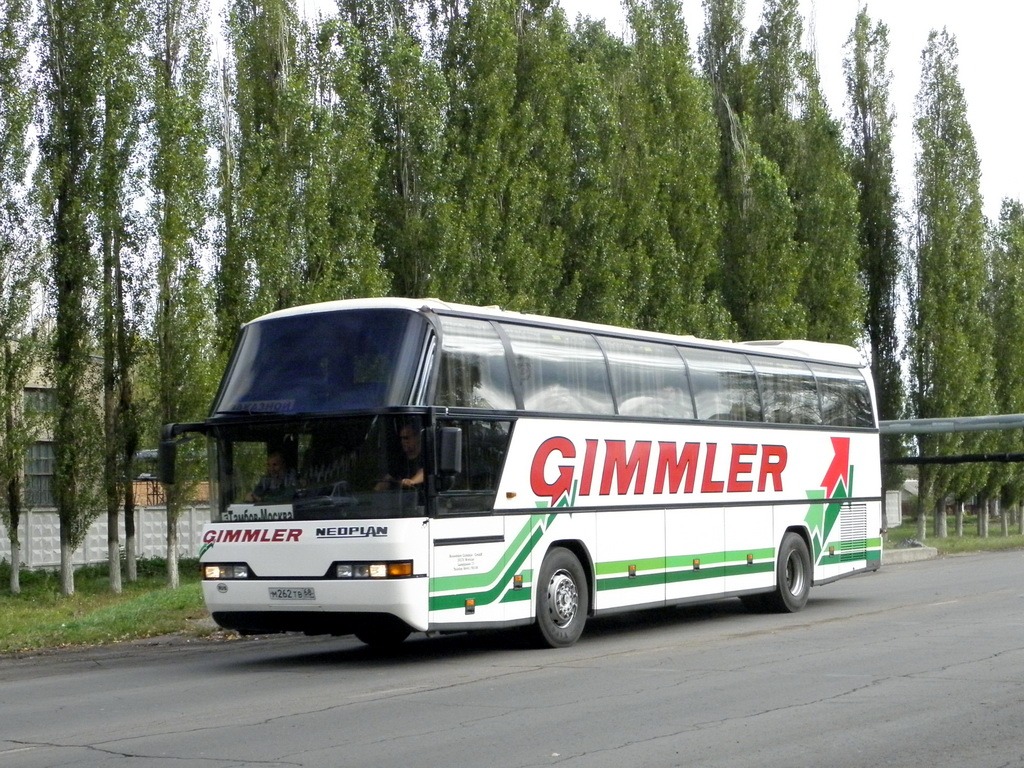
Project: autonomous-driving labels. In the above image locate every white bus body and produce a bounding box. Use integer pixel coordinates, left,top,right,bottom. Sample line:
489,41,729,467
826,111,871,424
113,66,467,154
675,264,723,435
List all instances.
166,298,882,648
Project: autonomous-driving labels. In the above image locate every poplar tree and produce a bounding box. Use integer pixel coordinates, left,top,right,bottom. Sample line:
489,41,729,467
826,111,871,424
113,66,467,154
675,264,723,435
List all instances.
791,63,863,345
698,0,746,338
908,29,992,538
624,0,726,337
988,200,1024,530
433,0,519,305
0,0,40,594
39,0,105,595
558,18,632,324
149,0,217,587
746,0,861,343
97,0,145,593
221,0,304,335
322,1,412,299
498,0,573,314
701,0,806,339
845,9,905,489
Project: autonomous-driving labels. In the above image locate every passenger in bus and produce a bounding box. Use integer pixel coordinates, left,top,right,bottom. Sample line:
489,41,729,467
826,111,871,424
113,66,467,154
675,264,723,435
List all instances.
375,423,424,490
249,450,297,503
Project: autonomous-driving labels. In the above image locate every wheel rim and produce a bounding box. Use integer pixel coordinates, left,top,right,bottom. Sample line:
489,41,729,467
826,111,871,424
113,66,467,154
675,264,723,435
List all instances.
546,569,579,628
785,550,807,596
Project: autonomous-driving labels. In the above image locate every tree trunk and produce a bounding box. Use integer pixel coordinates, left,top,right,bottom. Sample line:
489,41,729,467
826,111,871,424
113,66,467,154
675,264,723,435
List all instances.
955,500,964,537
125,491,137,582
166,506,179,589
106,536,121,593
935,499,948,538
916,486,927,540
60,536,75,596
5,475,21,594
9,538,20,595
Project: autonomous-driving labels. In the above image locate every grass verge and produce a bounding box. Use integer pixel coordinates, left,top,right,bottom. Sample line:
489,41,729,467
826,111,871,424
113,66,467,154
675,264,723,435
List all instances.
886,518,1024,555
0,558,213,655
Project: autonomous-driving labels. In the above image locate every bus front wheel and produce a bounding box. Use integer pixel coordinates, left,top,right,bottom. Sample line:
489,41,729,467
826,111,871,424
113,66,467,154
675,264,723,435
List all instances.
354,619,411,648
765,531,812,613
533,547,589,648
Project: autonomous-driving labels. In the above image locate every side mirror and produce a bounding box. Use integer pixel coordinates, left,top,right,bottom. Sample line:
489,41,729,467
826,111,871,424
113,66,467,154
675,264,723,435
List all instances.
158,437,177,485
438,426,462,476
157,422,206,485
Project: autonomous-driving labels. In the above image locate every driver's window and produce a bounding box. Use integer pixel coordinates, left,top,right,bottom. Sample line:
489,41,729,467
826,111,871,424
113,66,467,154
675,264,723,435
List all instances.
436,418,511,514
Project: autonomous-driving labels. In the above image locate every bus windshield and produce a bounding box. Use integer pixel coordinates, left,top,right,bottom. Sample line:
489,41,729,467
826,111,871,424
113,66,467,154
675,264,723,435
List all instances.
213,309,428,416
209,414,427,522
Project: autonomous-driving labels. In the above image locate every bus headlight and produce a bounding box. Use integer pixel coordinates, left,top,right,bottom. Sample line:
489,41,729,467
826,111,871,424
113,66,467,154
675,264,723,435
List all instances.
334,561,413,579
204,563,250,580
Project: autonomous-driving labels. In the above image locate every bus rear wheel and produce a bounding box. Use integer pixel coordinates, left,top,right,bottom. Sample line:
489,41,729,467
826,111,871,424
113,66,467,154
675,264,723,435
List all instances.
764,531,811,613
533,547,589,648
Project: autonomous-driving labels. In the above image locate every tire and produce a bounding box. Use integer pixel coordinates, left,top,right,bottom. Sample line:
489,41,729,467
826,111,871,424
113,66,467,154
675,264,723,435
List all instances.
533,547,589,648
354,619,412,648
764,531,812,613
739,593,768,612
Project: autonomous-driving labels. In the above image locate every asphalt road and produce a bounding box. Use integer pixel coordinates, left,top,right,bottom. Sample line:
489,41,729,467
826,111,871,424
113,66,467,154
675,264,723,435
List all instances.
2,551,1023,768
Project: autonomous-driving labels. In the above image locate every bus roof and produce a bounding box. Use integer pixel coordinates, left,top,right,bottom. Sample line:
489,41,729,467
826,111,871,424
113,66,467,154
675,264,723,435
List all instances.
251,297,867,368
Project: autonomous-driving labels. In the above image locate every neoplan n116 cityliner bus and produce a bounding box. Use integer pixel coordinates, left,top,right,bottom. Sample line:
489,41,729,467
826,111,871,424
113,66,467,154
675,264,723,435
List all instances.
160,298,883,648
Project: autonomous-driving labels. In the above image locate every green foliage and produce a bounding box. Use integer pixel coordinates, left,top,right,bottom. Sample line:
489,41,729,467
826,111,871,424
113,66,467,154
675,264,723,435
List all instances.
38,0,107,591
989,201,1024,505
0,0,41,563
845,10,905,488
624,0,727,338
147,0,218,567
724,148,806,339
909,30,993,505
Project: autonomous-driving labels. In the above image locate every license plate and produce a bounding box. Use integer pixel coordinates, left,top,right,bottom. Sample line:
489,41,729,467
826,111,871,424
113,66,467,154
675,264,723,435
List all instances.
268,587,316,601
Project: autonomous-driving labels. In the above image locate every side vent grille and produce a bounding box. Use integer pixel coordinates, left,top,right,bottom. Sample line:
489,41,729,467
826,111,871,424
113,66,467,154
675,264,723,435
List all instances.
839,502,868,562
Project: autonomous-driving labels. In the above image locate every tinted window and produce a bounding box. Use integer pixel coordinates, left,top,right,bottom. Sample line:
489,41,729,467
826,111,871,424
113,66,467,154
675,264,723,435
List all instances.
214,310,426,415
504,325,614,415
435,317,516,410
812,364,874,427
602,337,693,419
437,418,512,514
684,348,761,421
752,357,822,425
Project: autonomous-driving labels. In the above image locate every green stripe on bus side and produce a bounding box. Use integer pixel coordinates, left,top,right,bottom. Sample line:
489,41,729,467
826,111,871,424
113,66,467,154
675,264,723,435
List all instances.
501,587,533,604
597,558,775,592
429,515,540,594
597,548,775,578
429,523,546,611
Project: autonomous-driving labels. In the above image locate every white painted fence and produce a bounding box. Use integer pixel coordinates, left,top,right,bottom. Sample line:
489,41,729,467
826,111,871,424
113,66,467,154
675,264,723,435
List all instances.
0,506,211,569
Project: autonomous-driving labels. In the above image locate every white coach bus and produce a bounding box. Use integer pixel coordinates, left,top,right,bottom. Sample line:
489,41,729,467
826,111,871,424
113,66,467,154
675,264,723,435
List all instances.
161,298,882,648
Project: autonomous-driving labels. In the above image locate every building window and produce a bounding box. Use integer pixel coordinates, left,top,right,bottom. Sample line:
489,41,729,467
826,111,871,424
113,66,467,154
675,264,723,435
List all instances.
23,388,57,415
25,441,55,508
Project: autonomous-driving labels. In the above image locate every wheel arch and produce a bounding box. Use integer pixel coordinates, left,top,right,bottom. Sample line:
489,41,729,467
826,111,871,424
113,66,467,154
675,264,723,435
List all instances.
782,524,814,582
546,538,595,617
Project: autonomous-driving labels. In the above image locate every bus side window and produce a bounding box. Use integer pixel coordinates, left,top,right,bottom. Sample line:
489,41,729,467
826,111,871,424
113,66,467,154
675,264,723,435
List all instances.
503,325,614,415
752,358,822,425
684,348,762,422
812,364,874,427
435,317,515,410
602,337,693,419
436,419,511,514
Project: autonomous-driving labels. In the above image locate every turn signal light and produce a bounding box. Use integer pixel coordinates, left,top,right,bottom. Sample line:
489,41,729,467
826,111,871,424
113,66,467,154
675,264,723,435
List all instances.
334,560,413,579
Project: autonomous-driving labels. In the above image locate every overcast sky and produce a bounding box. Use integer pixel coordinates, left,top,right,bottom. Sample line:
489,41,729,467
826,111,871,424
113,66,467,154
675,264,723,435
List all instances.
559,0,1023,224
